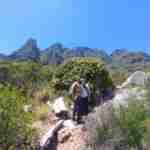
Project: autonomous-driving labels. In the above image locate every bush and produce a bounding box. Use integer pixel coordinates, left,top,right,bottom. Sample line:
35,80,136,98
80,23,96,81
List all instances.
110,70,129,86
0,60,54,97
34,104,50,122
54,57,114,105
0,85,34,150
116,101,148,150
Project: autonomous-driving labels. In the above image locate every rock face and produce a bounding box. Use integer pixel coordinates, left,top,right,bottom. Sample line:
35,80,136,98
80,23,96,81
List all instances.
40,43,66,64
113,71,147,107
9,38,40,61
40,44,111,65
0,38,150,71
121,71,148,88
0,38,150,68
111,49,150,64
65,47,111,62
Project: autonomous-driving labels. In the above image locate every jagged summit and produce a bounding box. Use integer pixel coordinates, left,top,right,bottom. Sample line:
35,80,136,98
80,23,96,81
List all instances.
0,38,149,68
21,38,38,50
9,38,40,61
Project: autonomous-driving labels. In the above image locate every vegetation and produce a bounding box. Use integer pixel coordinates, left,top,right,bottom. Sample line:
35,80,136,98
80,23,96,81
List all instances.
0,85,34,150
54,57,114,105
0,60,54,97
83,81,150,150
110,69,129,85
0,56,149,150
0,60,55,149
117,101,149,150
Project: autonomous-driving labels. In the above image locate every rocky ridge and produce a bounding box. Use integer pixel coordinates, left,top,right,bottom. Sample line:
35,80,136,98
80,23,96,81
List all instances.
0,39,150,69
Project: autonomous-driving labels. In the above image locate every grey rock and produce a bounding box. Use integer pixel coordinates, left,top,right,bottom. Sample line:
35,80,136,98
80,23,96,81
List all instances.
121,71,148,88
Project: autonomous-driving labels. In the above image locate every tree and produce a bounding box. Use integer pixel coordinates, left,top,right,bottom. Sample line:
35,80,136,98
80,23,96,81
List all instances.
54,57,114,105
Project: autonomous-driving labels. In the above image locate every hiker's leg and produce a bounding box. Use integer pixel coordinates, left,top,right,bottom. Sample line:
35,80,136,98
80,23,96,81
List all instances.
72,99,79,121
77,111,82,124
77,97,82,123
85,97,89,114
81,97,88,116
72,103,76,121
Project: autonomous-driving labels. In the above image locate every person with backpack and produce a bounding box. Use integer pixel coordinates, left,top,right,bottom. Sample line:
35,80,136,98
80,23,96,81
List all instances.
69,80,82,123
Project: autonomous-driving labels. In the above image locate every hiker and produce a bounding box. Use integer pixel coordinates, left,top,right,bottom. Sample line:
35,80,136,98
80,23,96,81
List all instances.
69,79,90,123
79,78,90,115
69,80,82,123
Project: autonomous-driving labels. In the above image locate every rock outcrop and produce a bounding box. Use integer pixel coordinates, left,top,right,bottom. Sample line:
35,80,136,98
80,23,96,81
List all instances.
40,44,111,65
111,49,150,64
40,43,66,64
0,39,150,70
112,87,146,108
121,71,148,88
52,97,68,118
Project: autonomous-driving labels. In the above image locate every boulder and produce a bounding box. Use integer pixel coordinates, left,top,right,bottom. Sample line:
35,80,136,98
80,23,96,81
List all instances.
52,97,68,117
121,71,147,88
112,88,146,108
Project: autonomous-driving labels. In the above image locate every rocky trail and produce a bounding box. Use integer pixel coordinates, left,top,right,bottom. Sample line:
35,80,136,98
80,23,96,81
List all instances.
33,71,149,150
33,111,88,150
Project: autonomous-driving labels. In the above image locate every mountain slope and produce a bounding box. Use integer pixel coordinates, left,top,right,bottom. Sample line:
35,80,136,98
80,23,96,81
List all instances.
0,39,150,68
40,43,66,64
40,44,111,65
111,49,150,64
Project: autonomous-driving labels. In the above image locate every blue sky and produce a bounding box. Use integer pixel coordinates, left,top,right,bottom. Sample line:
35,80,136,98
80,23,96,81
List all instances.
0,0,150,54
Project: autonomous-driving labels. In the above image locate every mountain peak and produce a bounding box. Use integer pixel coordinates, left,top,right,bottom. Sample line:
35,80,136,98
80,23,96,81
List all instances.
49,43,64,50
22,38,38,50
9,38,40,61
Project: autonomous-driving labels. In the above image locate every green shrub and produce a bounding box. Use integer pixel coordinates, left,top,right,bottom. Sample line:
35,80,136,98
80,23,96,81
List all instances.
116,101,150,150
84,99,150,150
0,84,34,150
0,60,54,97
54,57,114,104
114,82,150,150
110,70,129,86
